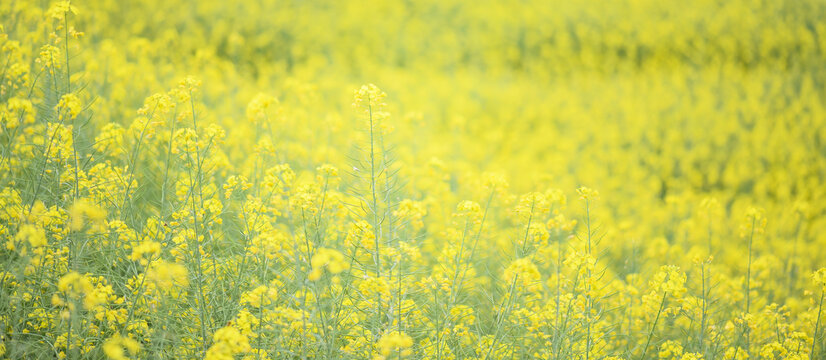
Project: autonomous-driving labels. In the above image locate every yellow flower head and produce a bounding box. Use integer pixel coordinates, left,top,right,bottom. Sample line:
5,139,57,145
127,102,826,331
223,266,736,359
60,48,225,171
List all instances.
205,326,250,360
376,330,413,357
46,1,79,20
246,93,279,124
69,199,106,231
146,260,189,290
576,187,600,202
56,93,82,121
309,248,348,281
102,334,140,360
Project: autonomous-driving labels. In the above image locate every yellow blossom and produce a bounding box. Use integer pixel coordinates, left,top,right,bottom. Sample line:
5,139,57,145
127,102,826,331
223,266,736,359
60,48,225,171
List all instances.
69,199,106,231
376,330,413,358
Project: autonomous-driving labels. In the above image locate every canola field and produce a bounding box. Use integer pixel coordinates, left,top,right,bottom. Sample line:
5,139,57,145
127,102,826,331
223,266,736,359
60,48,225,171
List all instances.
2,0,826,359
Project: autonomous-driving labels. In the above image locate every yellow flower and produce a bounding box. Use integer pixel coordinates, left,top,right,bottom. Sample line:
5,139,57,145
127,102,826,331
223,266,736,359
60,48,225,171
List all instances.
576,187,600,201
137,92,176,117
205,326,250,360
46,1,79,20
353,84,392,133
14,224,47,248
94,123,126,157
650,265,687,298
482,172,509,192
376,330,413,358
38,45,61,72
658,340,683,359
239,285,278,308
353,84,387,113
58,271,90,294
102,334,140,360
812,268,826,291
739,206,767,238
171,128,199,155
246,93,279,123
504,258,541,288
146,260,189,290
3,97,36,128
69,199,106,231
514,192,550,221
129,240,161,265
56,93,83,121
309,248,348,281
393,199,427,230
345,220,375,250
55,271,104,310
317,164,339,177
223,175,252,199
357,276,390,297
454,200,482,225
723,347,749,360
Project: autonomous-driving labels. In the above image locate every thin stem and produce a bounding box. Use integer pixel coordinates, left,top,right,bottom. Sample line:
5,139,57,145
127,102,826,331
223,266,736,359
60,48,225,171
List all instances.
454,188,496,300
811,289,824,360
63,13,79,201
640,291,668,360
699,262,708,353
64,13,70,93
585,199,593,360
187,154,209,356
484,274,519,360
745,217,755,356
367,100,384,341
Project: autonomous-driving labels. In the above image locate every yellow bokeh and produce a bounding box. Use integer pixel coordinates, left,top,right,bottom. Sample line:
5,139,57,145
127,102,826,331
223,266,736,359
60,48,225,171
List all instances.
1,0,825,359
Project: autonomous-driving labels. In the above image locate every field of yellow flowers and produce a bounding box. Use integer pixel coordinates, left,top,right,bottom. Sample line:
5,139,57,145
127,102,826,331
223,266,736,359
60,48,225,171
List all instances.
2,0,826,359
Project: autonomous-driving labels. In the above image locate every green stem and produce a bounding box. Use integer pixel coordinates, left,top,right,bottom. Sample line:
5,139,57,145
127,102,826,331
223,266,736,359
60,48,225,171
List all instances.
640,291,668,360
811,289,824,360
745,217,755,356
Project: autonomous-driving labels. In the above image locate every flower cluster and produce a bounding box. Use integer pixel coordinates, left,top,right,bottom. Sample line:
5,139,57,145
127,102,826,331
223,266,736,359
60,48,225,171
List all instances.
1,0,825,359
